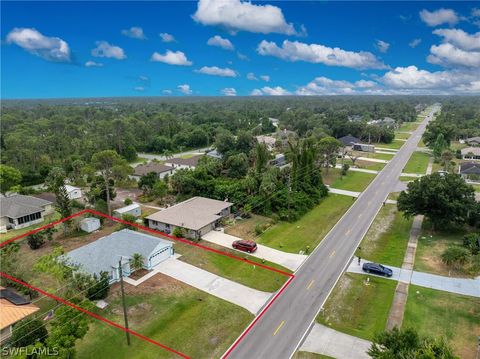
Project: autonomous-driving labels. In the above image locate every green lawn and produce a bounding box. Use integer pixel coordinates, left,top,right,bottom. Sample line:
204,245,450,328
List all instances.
323,168,376,192
356,205,412,267
0,211,61,243
394,132,411,140
373,139,404,150
175,241,290,292
76,283,253,359
403,285,480,359
398,122,419,132
258,194,353,253
417,137,426,148
403,151,431,174
316,273,396,341
294,353,334,359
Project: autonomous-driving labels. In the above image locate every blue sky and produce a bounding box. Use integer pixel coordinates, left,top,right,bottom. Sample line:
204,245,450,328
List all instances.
1,1,479,98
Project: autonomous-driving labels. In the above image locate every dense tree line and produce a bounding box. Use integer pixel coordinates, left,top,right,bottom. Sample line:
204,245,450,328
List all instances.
1,96,428,186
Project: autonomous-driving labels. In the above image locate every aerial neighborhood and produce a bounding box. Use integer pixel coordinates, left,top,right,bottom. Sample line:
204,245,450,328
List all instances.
1,1,480,359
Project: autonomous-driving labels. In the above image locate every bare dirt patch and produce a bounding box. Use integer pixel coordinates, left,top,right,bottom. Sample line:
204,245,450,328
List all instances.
224,214,272,241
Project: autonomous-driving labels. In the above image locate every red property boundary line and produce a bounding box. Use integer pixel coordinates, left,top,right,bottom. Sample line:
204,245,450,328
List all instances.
0,209,295,358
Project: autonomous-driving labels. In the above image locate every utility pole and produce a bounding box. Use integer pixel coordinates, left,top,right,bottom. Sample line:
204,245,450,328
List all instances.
118,259,131,346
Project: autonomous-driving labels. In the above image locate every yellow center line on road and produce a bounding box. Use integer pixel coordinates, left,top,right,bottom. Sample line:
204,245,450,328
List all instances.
273,321,285,336
329,250,336,258
307,280,315,290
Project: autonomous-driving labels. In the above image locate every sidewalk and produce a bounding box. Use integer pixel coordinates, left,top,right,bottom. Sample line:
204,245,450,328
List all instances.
358,157,389,163
347,259,480,298
335,164,378,174
300,323,371,359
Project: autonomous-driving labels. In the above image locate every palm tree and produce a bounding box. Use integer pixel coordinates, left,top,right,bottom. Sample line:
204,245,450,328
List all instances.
130,253,144,272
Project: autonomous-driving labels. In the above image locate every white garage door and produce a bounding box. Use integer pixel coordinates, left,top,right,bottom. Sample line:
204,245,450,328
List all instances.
149,246,172,267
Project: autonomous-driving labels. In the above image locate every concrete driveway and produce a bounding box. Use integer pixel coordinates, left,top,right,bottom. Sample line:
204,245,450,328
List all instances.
153,257,271,314
202,231,306,271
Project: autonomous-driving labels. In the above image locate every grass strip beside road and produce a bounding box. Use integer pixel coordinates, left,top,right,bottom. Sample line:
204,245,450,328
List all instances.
356,205,412,267
403,151,430,175
403,285,480,359
258,194,353,254
316,273,396,341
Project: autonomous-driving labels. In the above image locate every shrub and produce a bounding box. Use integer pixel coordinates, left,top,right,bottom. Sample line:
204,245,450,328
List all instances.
341,163,350,176
463,233,480,255
121,213,138,231
173,226,186,238
124,198,133,206
255,224,264,236
11,318,48,347
71,199,85,209
27,233,45,250
441,246,471,269
87,271,110,300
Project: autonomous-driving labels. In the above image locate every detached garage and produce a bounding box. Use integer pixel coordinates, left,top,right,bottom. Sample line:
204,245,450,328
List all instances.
65,229,173,283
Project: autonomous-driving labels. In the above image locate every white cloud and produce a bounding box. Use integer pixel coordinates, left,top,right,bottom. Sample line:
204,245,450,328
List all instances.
192,0,302,35
162,89,173,95
91,41,126,60
260,75,270,82
251,86,291,96
134,86,145,91
121,26,146,40
6,27,71,62
177,84,192,95
473,8,480,17
381,65,480,93
432,28,480,51
221,87,237,96
296,77,379,95
419,8,459,27
139,75,149,82
159,32,175,42
427,43,480,67
196,66,237,77
409,38,422,48
375,39,390,53
247,72,258,81
237,52,249,61
207,35,234,51
151,50,192,66
85,60,103,67
257,40,386,69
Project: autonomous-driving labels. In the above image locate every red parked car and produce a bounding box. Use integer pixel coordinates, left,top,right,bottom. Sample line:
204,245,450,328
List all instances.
232,240,258,253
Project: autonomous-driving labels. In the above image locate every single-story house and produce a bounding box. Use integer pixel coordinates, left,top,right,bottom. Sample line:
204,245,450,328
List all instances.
368,117,396,128
206,149,223,160
165,154,203,170
353,143,375,153
132,162,175,180
0,287,40,344
146,196,233,239
269,117,279,127
65,229,173,283
256,135,277,151
465,136,480,147
338,135,361,148
65,185,82,200
461,147,480,161
0,195,53,231
79,217,101,233
270,153,287,168
113,203,142,218
459,162,480,182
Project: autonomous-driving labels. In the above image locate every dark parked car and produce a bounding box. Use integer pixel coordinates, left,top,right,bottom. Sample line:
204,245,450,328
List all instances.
362,262,393,277
232,240,258,253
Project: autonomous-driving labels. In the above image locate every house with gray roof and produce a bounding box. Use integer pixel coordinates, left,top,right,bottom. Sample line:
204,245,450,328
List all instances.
461,147,480,161
65,229,173,283
146,196,233,239
0,195,53,231
459,162,480,182
466,136,480,147
165,154,204,170
132,162,175,180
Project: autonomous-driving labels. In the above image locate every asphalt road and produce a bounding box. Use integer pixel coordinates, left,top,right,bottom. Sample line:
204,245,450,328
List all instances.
226,105,441,359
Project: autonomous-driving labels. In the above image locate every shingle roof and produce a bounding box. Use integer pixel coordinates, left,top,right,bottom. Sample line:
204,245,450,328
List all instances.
338,135,361,146
0,287,39,330
460,162,480,175
466,136,480,144
461,147,480,156
146,196,233,231
0,195,52,219
133,163,174,177
166,154,203,167
65,229,172,277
